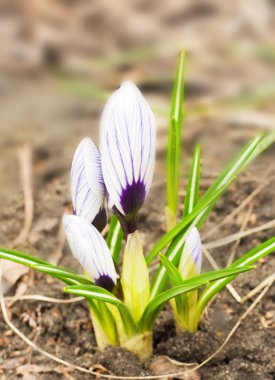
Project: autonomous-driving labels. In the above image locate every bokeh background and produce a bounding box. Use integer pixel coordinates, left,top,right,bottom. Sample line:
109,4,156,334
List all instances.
1,0,275,210
0,0,274,201
0,0,275,251
0,1,275,377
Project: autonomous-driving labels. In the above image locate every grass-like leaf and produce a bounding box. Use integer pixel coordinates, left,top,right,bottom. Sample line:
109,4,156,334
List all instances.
183,144,200,217
195,237,275,324
167,50,186,219
139,265,254,331
203,135,263,196
148,134,274,297
147,181,229,266
106,215,123,265
159,253,186,311
159,254,183,286
149,135,262,264
33,265,92,285
0,248,91,286
0,247,49,267
64,285,137,336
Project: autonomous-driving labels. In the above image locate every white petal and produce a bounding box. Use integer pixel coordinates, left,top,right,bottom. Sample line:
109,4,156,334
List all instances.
179,227,202,278
63,215,118,286
71,138,105,223
100,81,156,215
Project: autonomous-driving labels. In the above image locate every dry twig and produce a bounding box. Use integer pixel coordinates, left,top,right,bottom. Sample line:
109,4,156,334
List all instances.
12,144,34,248
204,175,274,239
226,201,255,266
204,218,275,250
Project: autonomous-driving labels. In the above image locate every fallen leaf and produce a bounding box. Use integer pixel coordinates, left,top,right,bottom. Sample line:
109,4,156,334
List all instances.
29,217,58,244
150,356,200,380
2,357,25,370
2,261,29,294
16,364,75,376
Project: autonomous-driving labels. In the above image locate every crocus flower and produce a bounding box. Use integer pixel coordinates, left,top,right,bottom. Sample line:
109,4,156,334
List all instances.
100,81,156,232
63,215,118,291
179,226,202,278
71,138,105,224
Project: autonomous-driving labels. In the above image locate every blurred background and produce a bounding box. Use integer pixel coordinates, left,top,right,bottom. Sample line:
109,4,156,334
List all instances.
0,0,275,248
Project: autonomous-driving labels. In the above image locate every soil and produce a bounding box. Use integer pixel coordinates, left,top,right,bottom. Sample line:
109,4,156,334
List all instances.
0,75,274,380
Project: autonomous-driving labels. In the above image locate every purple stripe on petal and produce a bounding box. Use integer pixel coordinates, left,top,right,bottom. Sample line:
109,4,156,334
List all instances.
71,138,105,224
100,81,156,218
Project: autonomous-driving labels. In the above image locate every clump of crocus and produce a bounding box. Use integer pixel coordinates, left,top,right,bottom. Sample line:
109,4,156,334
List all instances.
1,52,275,362
64,81,156,359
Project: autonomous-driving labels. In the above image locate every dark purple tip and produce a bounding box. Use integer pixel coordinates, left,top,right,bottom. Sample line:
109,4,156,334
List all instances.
95,275,115,291
120,179,146,216
92,206,108,232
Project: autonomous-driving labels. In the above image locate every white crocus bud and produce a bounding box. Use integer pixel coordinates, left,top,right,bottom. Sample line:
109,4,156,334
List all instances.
100,81,156,233
71,138,105,224
63,215,118,291
179,226,202,279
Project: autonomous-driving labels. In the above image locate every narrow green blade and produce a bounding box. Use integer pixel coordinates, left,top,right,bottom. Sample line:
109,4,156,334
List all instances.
160,253,186,311
167,50,186,220
64,285,137,336
0,248,90,286
203,135,263,195
183,144,201,217
106,215,123,265
0,247,49,267
139,265,253,331
159,254,183,286
147,181,228,266
33,264,92,285
196,237,275,323
147,134,272,297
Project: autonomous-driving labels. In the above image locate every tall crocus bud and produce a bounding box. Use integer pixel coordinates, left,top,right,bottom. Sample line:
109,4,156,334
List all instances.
71,138,105,225
179,226,202,279
63,215,118,291
100,81,156,233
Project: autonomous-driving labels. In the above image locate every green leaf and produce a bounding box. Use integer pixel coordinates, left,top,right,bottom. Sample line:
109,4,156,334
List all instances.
150,228,188,299
203,135,263,196
147,180,228,266
248,131,275,164
167,50,186,217
64,285,137,336
159,254,186,312
0,248,90,286
92,300,118,345
0,247,49,267
183,144,200,217
139,265,254,331
146,180,230,265
106,215,123,265
148,134,270,297
159,254,183,286
33,265,92,285
196,237,275,324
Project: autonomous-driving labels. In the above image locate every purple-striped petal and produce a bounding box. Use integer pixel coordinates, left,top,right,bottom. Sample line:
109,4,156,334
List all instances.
100,81,156,218
179,227,202,278
63,215,118,290
71,138,105,224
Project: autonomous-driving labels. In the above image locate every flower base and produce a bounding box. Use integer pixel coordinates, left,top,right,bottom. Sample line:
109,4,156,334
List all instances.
121,331,153,362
